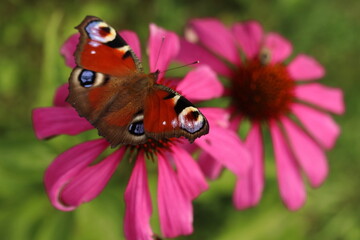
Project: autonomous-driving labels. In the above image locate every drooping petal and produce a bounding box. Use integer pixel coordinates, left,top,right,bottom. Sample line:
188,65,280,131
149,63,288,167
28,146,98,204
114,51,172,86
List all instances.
148,24,180,80
53,84,70,107
170,146,208,200
124,154,153,240
158,153,193,238
269,121,306,211
32,107,93,139
291,103,340,149
264,33,293,64
176,39,233,77
287,54,325,81
177,65,223,102
280,117,328,187
60,33,79,68
61,148,125,207
119,30,142,61
232,21,263,59
198,152,223,180
234,123,264,209
44,139,109,211
195,126,251,177
295,83,345,114
187,18,240,65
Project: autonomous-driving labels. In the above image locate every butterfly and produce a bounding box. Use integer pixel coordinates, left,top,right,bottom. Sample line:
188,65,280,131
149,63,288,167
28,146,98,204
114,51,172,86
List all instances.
67,16,209,147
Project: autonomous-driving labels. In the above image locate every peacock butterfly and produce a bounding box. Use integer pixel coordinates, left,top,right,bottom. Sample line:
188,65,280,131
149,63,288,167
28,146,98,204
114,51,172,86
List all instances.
67,16,209,147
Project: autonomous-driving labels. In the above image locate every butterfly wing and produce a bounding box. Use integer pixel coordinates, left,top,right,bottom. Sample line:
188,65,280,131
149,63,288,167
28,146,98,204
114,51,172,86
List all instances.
75,15,143,76
144,85,209,142
67,16,149,146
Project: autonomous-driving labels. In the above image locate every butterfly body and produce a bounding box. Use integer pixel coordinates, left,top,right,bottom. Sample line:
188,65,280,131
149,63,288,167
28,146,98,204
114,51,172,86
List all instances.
67,16,208,147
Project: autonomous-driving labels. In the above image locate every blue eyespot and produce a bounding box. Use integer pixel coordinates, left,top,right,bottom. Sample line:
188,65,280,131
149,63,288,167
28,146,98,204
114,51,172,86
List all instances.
79,70,95,88
129,121,145,136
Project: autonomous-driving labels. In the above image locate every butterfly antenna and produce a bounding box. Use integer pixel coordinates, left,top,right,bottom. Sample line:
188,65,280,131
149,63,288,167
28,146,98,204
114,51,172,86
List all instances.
154,36,165,71
161,61,200,74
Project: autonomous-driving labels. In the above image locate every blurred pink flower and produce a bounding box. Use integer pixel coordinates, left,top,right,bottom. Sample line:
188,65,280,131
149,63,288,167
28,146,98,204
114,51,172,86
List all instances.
176,19,345,211
32,23,249,239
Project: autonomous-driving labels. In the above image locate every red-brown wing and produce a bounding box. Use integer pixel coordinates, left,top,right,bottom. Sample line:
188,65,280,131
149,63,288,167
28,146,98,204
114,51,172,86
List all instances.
75,16,142,76
68,16,143,123
144,85,209,142
67,16,148,147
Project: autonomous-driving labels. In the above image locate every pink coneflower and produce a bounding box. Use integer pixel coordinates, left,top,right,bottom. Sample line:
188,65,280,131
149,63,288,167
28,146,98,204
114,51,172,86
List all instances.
32,23,250,239
176,19,344,210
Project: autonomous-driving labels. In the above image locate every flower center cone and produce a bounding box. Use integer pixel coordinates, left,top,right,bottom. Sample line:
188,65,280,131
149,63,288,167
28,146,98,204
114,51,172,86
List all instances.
231,59,295,122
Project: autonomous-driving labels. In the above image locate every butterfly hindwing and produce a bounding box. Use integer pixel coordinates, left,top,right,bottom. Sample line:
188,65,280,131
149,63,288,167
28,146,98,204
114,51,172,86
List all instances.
144,85,209,142
67,67,121,122
67,66,151,146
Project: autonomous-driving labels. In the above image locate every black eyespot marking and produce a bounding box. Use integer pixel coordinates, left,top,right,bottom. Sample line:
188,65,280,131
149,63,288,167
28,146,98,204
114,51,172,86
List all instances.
191,110,200,120
129,121,145,136
174,96,194,114
78,70,95,88
100,26,111,33
163,92,176,100
122,50,132,59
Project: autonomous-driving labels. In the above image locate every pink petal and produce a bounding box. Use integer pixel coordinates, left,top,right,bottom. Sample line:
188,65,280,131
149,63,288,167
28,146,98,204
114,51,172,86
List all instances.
60,33,79,68
176,38,233,77
280,117,328,187
295,83,345,114
232,21,263,59
287,54,325,81
177,65,224,102
53,84,69,107
124,154,153,240
234,123,264,209
270,121,306,210
199,107,231,128
198,152,223,180
187,18,240,65
264,33,293,64
32,107,93,139
178,141,198,154
195,126,251,177
61,148,125,206
119,30,142,61
158,153,193,238
44,139,109,211
291,103,340,149
148,24,179,80
170,146,208,200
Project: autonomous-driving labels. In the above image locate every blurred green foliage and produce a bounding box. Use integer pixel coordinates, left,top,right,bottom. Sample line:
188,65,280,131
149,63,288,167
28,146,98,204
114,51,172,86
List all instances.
1,0,360,239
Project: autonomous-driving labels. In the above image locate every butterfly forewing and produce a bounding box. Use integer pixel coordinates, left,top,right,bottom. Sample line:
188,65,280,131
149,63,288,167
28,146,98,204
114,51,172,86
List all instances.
75,16,143,76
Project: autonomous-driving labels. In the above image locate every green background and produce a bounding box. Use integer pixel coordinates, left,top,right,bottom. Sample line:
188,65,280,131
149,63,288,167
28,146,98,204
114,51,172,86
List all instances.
1,0,359,239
